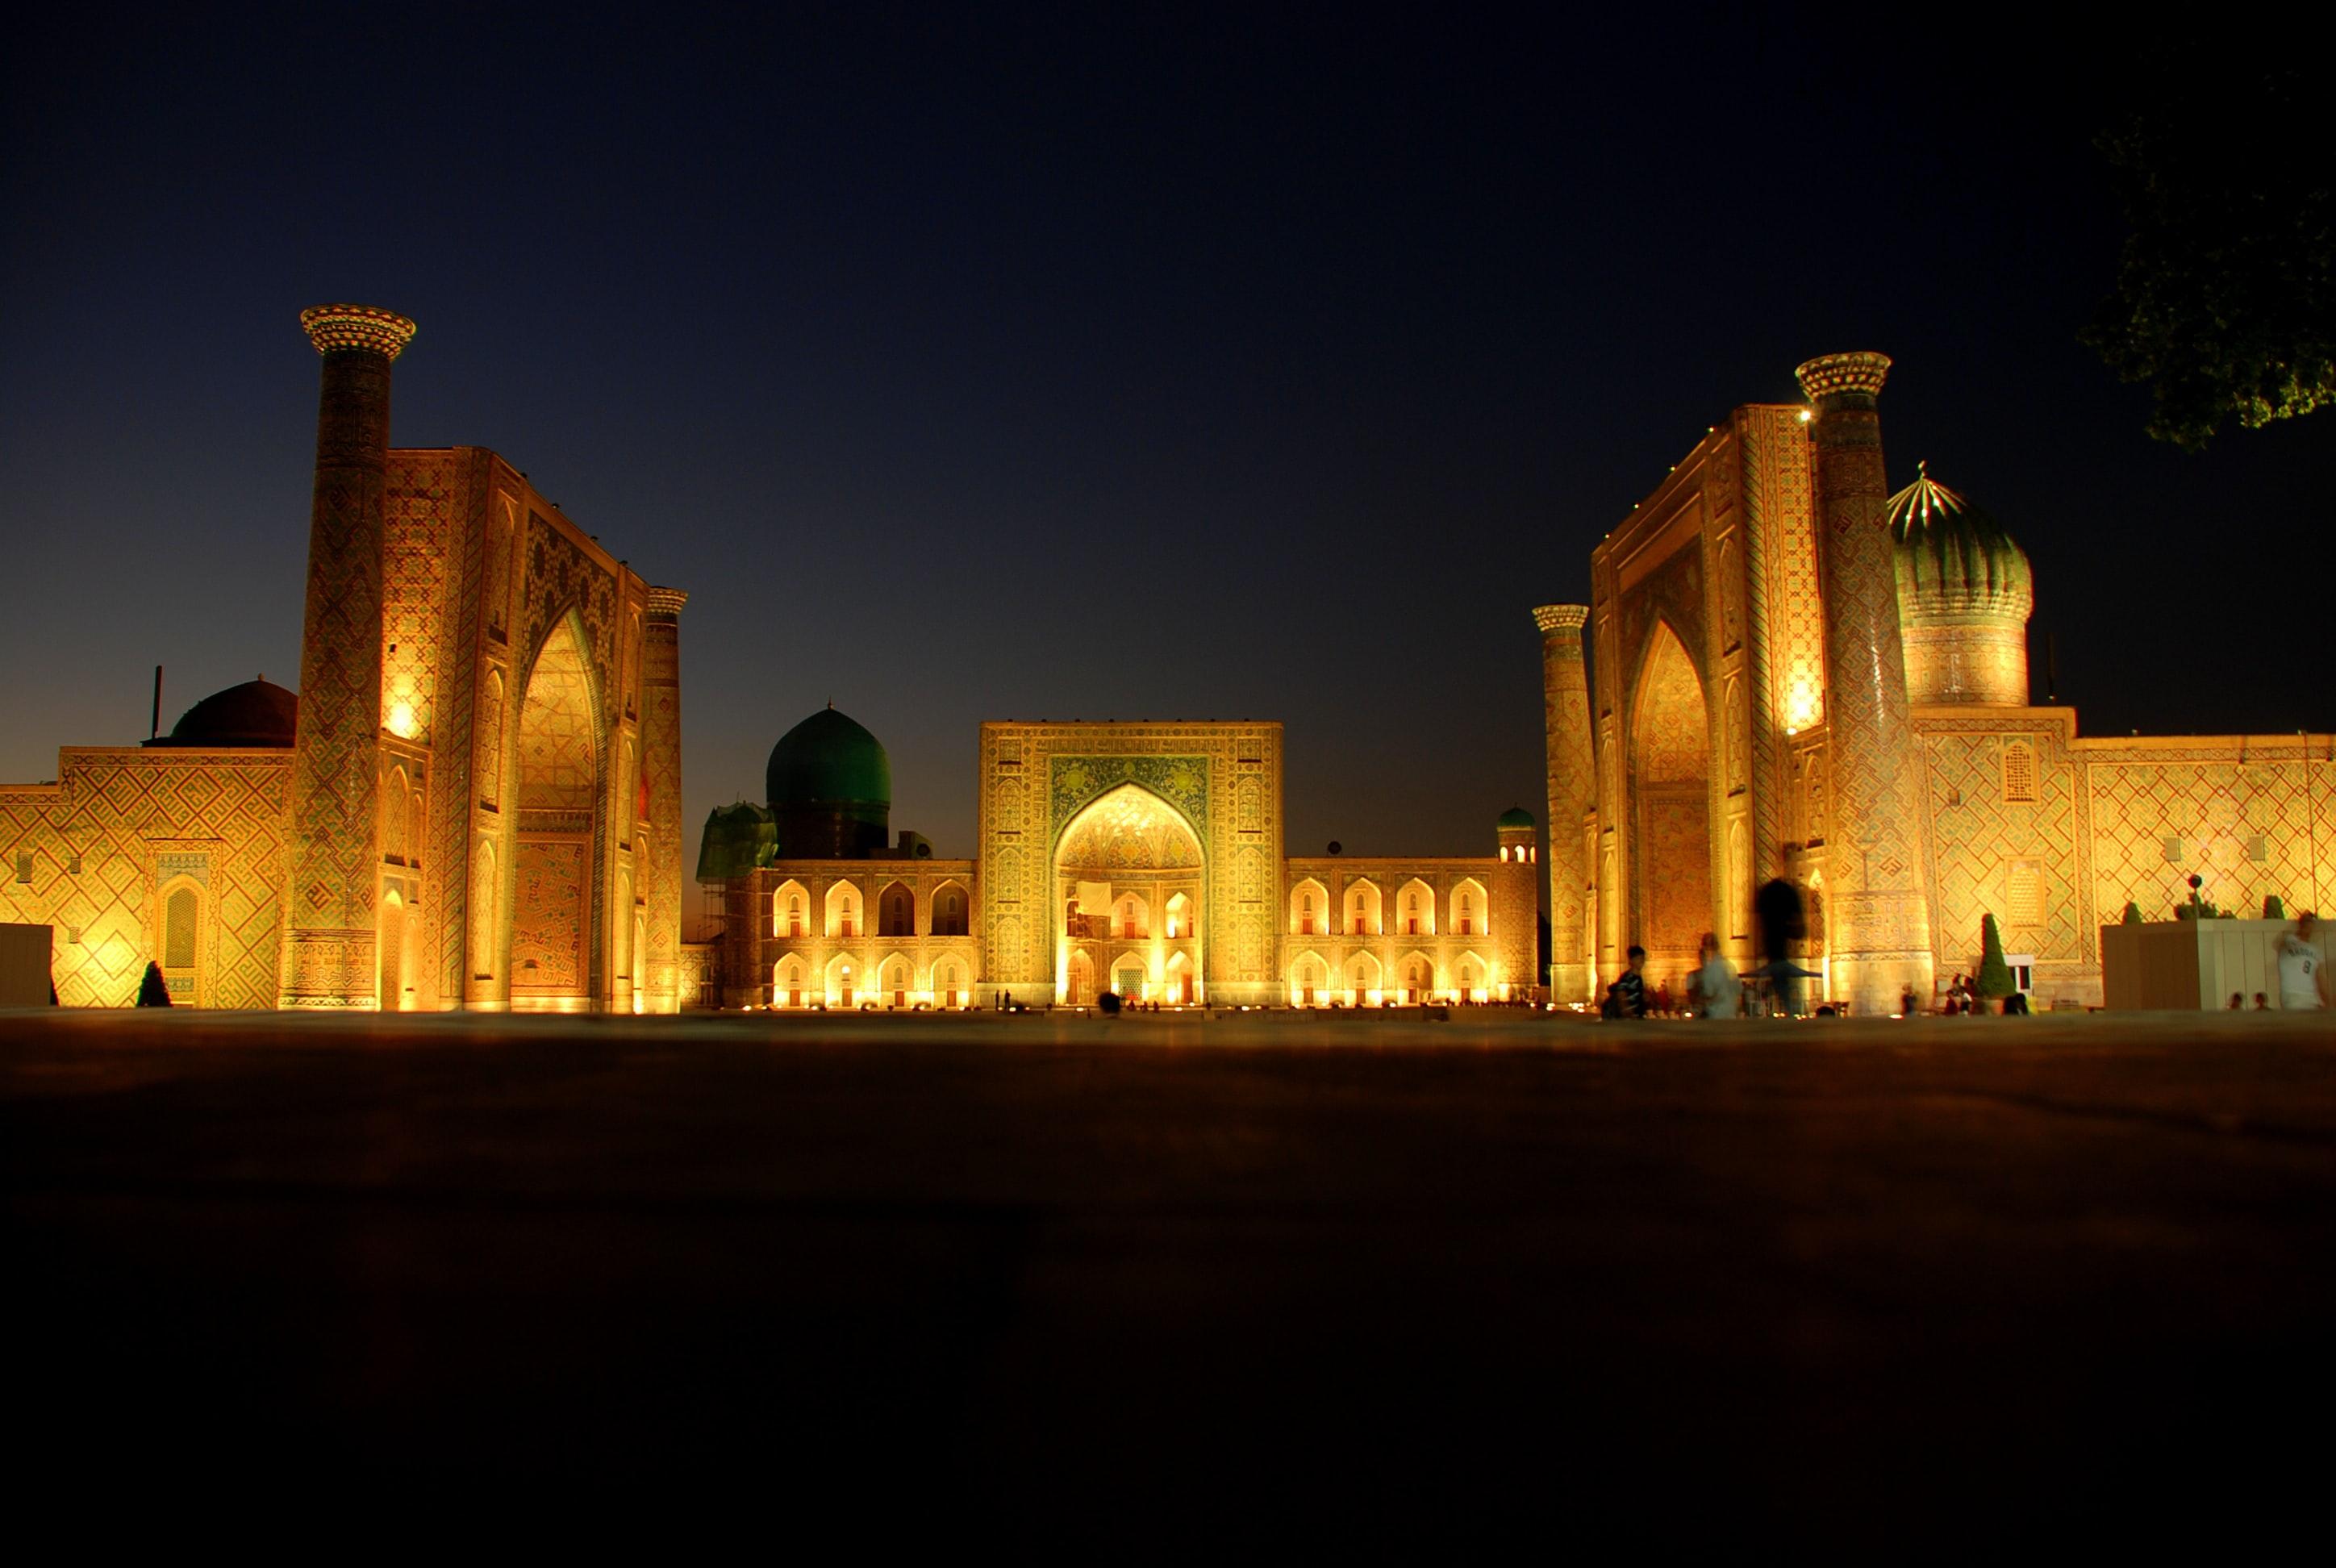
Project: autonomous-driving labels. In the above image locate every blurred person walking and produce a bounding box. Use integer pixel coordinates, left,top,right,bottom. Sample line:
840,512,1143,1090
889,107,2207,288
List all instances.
2275,912,2329,1010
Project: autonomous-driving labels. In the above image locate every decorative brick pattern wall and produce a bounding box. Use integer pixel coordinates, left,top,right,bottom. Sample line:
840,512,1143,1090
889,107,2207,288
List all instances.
1,750,291,1007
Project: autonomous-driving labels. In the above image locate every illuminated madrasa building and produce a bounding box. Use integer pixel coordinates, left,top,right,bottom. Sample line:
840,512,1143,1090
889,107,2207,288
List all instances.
0,307,689,1011
12,323,2326,1017
699,715,1540,1009
1531,352,2336,1014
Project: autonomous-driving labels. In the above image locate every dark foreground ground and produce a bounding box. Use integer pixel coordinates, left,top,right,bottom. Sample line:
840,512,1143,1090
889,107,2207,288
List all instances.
7,1006,2334,1551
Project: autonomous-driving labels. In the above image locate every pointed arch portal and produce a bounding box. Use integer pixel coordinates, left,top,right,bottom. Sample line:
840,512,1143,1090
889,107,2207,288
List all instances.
1629,620,1714,990
1054,782,1203,1005
510,615,600,1011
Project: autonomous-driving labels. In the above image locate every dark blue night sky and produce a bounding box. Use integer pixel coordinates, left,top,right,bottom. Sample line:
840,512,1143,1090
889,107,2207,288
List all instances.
4,5,2326,862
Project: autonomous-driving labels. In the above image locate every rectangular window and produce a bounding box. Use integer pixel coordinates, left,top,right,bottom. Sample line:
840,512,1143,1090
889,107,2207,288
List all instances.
67,854,81,876
2246,836,2268,863
164,887,198,969
2007,862,2045,928
2161,837,2184,863
2000,740,2037,803
14,853,28,884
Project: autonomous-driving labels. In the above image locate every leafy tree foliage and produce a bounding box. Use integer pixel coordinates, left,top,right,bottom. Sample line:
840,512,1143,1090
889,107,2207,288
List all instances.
2082,70,2333,450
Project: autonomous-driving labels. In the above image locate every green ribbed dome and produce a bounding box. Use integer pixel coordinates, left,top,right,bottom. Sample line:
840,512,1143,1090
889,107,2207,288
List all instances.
1496,806,1537,829
1888,463,2033,615
765,706,891,811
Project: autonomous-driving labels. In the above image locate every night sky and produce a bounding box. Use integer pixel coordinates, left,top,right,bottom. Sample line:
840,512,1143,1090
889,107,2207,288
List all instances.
5,6,2327,866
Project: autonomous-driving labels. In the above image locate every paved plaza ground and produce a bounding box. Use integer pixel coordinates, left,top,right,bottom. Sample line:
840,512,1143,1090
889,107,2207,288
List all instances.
7,1004,2333,1549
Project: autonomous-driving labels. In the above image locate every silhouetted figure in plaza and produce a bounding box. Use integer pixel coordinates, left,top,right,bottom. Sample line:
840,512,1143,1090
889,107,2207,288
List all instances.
1901,985,1919,1017
2255,992,2271,1010
1602,945,1648,1019
1099,990,1121,1017
2228,992,2246,1010
2002,991,2030,1015
1754,845,1807,1015
135,961,171,1007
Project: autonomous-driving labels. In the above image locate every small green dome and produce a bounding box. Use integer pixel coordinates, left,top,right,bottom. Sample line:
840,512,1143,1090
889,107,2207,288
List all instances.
695,802,776,881
1888,464,2033,616
766,706,891,811
1496,807,1537,829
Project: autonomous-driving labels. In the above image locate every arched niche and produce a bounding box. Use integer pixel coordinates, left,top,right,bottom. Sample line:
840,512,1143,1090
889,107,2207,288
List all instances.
1629,619,1715,990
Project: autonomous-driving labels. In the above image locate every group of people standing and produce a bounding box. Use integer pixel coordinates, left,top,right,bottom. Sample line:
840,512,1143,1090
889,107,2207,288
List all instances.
1600,848,2332,1020
1603,847,1809,1020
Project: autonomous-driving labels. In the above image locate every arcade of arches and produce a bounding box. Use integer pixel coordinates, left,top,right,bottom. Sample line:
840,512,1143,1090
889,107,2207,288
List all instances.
716,719,1542,1009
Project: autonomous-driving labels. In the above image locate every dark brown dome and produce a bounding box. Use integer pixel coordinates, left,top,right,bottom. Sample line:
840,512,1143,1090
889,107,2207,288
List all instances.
148,679,298,749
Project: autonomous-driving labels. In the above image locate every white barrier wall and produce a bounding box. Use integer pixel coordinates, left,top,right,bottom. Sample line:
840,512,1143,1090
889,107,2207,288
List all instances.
2100,919,2328,1011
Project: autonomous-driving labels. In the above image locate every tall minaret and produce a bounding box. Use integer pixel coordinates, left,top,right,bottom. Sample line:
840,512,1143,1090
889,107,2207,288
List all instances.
1532,603,1596,1003
1795,352,1934,1015
639,586,688,1013
281,304,415,1008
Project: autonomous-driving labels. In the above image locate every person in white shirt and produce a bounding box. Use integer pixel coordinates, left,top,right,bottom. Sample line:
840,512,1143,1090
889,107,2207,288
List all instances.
1689,932,1740,1019
2274,912,2329,1011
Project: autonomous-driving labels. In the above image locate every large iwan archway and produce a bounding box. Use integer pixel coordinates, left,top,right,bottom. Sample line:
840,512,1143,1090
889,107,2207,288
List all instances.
1054,782,1203,1004
509,614,600,1011
1629,620,1714,991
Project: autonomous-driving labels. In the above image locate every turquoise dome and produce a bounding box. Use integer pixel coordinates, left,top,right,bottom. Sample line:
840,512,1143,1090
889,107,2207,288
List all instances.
1496,807,1537,829
765,706,891,812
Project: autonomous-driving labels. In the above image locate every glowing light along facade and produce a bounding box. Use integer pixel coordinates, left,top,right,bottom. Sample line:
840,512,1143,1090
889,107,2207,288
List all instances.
0,307,686,1011
1544,351,2336,1011
712,718,1539,1009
